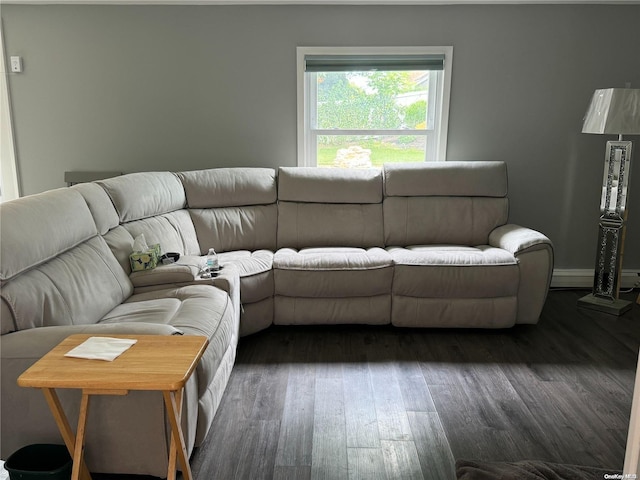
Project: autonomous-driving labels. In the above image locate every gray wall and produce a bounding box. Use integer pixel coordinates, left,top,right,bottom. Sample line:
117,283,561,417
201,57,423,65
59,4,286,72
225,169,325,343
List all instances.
2,4,640,269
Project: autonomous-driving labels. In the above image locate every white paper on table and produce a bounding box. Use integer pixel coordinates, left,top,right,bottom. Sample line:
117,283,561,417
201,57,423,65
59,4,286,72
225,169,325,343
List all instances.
64,337,138,361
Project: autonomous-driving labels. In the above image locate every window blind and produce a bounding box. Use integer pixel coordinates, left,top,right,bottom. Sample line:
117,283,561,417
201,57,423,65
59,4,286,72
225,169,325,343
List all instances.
304,54,445,72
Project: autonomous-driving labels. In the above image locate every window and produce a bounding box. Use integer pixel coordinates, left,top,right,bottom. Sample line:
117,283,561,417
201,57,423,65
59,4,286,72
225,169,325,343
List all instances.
297,47,453,168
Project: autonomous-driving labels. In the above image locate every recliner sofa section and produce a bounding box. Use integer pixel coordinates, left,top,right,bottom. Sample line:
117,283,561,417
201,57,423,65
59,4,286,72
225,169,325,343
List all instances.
274,167,394,325
176,167,278,336
0,186,237,477
383,161,553,328
87,173,241,445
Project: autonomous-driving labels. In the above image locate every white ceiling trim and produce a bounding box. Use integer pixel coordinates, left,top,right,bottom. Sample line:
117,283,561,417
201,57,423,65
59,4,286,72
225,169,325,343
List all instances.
2,0,639,4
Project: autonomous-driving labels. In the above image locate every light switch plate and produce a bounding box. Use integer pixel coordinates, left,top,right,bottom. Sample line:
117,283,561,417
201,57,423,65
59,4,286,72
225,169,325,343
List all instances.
10,56,22,73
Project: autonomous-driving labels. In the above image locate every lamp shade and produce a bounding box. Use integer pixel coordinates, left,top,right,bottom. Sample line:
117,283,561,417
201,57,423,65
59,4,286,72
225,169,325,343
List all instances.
582,88,640,135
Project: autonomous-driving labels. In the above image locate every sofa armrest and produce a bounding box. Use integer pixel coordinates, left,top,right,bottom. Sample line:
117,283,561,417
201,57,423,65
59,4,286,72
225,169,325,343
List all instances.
490,224,554,325
210,265,239,298
131,255,239,297
130,255,204,288
2,323,183,358
489,224,553,256
0,322,184,464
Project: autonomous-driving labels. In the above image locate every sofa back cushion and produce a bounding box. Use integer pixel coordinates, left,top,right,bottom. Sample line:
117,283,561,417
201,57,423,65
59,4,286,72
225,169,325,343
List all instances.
383,162,509,246
122,210,201,255
178,168,278,253
277,167,384,249
178,168,277,208
98,171,186,223
0,189,96,282
71,182,120,235
97,172,201,263
0,189,133,334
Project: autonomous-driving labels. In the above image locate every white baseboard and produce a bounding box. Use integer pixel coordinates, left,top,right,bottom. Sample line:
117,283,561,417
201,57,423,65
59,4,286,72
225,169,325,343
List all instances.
552,269,640,289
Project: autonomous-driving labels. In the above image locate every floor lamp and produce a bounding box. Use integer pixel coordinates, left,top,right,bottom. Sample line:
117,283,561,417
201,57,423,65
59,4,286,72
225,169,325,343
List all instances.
578,88,640,315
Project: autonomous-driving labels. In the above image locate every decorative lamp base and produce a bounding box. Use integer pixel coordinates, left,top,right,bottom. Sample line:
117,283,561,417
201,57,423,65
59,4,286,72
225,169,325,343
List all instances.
578,293,633,316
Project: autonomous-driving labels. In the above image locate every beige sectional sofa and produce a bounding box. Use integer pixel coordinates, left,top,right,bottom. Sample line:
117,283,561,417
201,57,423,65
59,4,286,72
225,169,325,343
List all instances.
0,161,553,476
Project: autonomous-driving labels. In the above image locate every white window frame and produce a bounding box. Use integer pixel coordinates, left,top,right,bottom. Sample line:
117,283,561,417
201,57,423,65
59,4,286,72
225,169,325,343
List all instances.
296,46,453,167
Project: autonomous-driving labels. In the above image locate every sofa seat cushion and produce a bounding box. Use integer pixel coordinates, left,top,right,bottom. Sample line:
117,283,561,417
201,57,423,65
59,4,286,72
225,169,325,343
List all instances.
389,245,519,298
99,284,236,398
274,247,393,297
218,250,273,303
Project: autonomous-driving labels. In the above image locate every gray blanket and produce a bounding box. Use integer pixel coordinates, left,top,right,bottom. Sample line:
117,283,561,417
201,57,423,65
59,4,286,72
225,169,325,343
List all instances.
456,459,622,480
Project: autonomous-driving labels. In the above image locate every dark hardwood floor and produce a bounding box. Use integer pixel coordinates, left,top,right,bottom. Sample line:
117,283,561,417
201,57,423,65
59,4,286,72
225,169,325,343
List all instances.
188,290,640,480
92,290,640,480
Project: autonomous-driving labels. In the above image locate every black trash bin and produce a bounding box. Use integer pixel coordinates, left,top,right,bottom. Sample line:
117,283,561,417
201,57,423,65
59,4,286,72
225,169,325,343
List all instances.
5,445,72,480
